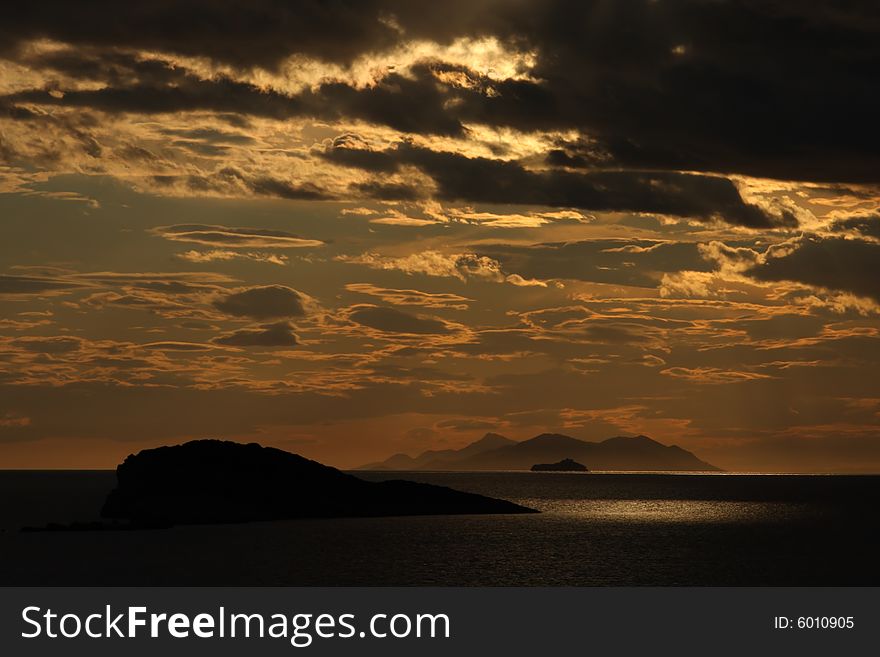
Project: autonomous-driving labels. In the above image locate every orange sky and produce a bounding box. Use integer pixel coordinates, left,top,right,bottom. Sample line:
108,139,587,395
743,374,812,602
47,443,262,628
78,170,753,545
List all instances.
2,1,880,472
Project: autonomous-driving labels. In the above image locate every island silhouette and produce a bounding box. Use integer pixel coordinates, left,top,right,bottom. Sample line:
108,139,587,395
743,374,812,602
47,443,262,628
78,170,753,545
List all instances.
361,433,719,471
93,440,536,527
531,458,588,472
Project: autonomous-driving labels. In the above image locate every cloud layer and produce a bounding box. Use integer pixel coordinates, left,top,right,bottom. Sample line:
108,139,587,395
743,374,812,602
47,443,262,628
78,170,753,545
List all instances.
1,1,880,472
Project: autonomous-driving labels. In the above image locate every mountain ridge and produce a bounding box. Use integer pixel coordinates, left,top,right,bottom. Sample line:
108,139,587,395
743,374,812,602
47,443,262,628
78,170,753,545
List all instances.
358,432,720,472
359,432,517,470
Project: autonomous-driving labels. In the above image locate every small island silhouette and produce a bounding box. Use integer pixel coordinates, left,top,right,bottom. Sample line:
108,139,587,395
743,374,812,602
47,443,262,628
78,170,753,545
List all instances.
26,439,536,531
531,458,588,472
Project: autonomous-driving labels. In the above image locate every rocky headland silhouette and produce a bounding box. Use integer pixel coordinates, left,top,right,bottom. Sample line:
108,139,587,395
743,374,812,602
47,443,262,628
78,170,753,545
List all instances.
25,439,536,531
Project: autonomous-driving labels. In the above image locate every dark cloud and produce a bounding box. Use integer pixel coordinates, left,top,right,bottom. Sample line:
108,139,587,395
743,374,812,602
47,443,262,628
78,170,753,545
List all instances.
831,215,880,240
0,2,529,71
213,321,299,347
3,1,880,182
348,305,450,334
534,1,880,184
476,239,713,286
7,73,292,117
16,48,187,89
6,66,464,137
351,181,424,202
307,71,465,136
0,274,81,295
748,236,880,302
0,1,406,68
242,174,328,200
213,285,307,319
403,146,789,227
332,142,787,227
0,100,39,121
319,135,400,172
156,167,329,200
438,1,880,183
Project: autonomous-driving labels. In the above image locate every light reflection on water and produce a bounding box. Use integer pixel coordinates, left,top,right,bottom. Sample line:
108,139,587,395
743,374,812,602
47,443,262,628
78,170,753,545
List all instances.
514,498,811,523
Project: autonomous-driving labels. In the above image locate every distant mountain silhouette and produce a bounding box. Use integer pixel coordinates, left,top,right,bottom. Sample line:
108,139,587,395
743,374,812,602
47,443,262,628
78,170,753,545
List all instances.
359,432,516,470
100,440,536,526
531,458,588,472
360,432,720,472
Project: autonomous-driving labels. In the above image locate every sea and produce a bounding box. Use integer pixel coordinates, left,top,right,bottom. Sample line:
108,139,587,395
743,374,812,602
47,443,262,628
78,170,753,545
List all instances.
0,470,877,586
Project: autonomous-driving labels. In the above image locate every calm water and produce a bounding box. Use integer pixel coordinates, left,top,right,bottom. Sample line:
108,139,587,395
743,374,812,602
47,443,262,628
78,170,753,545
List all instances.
0,470,877,585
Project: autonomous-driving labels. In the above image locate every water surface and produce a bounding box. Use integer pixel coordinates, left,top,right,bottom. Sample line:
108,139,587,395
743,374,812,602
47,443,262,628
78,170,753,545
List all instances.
0,470,876,585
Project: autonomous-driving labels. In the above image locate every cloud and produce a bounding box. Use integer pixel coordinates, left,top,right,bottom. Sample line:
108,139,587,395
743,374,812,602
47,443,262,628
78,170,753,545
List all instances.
6,63,466,137
338,251,505,282
73,270,235,287
12,336,83,354
319,134,401,172
405,426,438,441
0,2,426,69
140,341,214,351
831,215,880,240
477,239,711,287
347,305,450,334
158,126,255,145
435,418,498,431
213,321,299,347
345,283,472,309
4,1,880,186
329,142,790,227
342,204,445,227
81,290,203,318
340,251,555,289
4,1,880,474
368,216,438,227
237,173,328,200
71,271,234,319
0,412,30,428
579,324,660,346
661,367,773,385
659,271,720,299
177,250,289,266
505,274,548,287
149,168,330,201
0,318,53,331
153,224,324,248
747,236,880,302
0,45,852,223
0,274,82,296
213,285,307,319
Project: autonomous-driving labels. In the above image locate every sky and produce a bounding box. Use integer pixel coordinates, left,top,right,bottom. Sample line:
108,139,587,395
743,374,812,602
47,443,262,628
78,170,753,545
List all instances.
1,0,879,471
